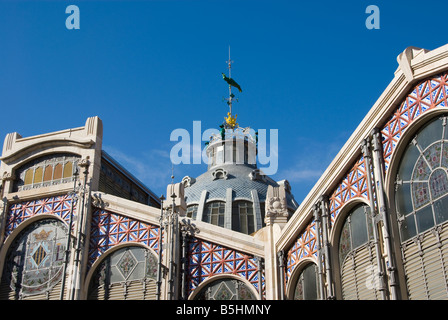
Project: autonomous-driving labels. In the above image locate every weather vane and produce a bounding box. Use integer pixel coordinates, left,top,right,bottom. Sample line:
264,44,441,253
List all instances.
222,46,242,130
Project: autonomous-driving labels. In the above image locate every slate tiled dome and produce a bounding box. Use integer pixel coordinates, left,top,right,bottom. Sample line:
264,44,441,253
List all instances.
182,127,298,235
184,164,297,208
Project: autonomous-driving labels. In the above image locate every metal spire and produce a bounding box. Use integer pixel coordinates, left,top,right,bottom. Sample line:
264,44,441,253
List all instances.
226,46,234,115
224,46,238,130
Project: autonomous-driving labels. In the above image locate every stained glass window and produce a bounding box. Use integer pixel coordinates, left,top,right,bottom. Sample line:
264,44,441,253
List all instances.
0,219,68,299
395,116,448,242
193,278,257,300
87,246,158,300
13,153,80,192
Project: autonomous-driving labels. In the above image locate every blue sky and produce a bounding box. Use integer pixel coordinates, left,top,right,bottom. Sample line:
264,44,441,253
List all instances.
1,0,447,203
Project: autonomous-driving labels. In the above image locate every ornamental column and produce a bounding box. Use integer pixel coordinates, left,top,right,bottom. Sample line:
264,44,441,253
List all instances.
370,128,399,300
70,157,92,300
264,185,288,300
320,195,335,299
162,182,186,300
313,203,325,299
361,138,388,299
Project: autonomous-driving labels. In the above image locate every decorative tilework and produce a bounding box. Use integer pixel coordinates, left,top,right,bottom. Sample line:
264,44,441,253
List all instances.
187,238,263,296
88,208,160,268
329,157,368,221
286,220,317,281
381,72,448,171
4,194,75,239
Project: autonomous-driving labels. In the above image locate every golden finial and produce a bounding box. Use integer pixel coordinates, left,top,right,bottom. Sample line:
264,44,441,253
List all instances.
225,112,238,129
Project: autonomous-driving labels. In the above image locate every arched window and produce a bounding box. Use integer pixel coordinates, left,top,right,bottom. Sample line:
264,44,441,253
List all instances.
202,201,225,227
394,115,448,299
395,116,448,240
338,204,380,300
292,263,319,300
13,153,80,192
232,201,254,234
0,218,68,300
186,204,198,219
193,278,257,300
87,246,158,300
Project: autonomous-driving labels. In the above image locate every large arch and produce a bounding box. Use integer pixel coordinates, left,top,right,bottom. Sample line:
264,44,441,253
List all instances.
85,242,159,300
387,110,448,299
330,199,381,300
189,274,259,300
285,257,319,300
0,215,71,300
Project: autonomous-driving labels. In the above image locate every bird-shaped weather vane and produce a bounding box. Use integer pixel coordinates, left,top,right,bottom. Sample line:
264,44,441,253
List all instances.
222,46,242,130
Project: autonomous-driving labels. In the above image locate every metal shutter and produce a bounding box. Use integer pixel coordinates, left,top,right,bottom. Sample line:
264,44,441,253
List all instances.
0,274,67,300
89,279,157,300
401,223,448,299
341,244,380,300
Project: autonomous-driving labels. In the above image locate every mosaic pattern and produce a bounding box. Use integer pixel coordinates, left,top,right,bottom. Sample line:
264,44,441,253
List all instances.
187,238,263,296
88,208,160,268
286,220,317,281
4,194,74,239
329,157,369,221
382,72,448,171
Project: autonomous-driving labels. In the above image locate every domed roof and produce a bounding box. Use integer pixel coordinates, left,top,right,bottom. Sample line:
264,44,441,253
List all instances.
180,123,298,234
183,164,298,210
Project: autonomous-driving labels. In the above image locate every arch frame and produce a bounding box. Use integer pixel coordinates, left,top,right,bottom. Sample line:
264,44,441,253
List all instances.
384,109,448,300
82,241,160,300
0,214,73,299
328,197,373,300
187,273,260,301
284,256,318,300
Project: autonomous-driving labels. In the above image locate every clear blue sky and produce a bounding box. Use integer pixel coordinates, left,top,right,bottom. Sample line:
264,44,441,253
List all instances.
1,0,447,203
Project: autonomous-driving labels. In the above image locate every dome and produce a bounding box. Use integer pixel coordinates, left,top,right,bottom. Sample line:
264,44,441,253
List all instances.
182,126,298,235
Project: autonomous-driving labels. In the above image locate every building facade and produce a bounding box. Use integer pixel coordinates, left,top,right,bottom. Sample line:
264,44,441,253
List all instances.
1,44,448,300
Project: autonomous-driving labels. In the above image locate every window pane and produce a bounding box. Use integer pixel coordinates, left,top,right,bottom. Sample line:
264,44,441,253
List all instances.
416,118,443,150
24,169,33,185
429,168,448,200
186,205,198,219
434,195,448,225
53,163,63,180
413,156,431,181
441,144,448,168
412,182,430,209
398,144,420,181
33,167,43,183
204,202,225,227
423,143,442,170
43,165,53,182
350,206,368,249
339,219,351,265
395,182,413,216
294,275,304,300
63,162,73,178
400,214,417,241
302,264,318,300
416,205,435,234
